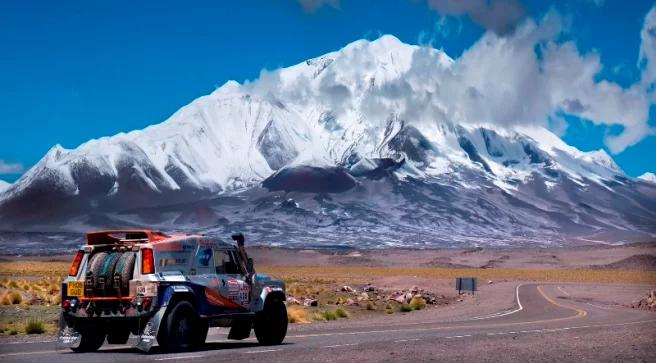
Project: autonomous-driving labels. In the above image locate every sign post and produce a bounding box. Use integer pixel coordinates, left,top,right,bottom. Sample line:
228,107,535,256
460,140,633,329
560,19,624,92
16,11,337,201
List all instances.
456,277,478,295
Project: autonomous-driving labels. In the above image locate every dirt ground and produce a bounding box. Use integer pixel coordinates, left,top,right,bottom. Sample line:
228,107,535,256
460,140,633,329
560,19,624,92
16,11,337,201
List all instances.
247,241,656,270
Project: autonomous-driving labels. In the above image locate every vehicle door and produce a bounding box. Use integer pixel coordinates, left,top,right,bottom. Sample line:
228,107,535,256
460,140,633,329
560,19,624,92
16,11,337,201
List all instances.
188,243,217,290
212,248,251,309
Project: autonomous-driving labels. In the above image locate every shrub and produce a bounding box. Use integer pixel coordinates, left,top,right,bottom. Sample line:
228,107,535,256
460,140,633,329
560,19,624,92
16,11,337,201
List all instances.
385,303,394,314
8,329,18,335
8,280,19,289
318,310,337,321
6,291,22,304
399,304,414,312
25,319,45,334
335,307,349,318
366,301,376,310
50,294,61,305
409,297,427,311
312,312,326,321
287,307,310,324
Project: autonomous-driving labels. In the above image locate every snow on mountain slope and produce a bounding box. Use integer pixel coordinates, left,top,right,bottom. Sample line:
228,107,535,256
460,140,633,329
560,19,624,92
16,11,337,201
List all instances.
0,35,653,246
0,180,10,193
0,35,622,200
639,172,656,183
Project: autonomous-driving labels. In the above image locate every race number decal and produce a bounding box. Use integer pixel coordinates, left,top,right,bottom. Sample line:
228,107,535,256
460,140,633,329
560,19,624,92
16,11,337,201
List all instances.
239,284,251,305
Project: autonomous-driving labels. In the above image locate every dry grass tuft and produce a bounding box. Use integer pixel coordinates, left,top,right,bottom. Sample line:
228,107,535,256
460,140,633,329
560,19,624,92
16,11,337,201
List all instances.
409,296,427,310
24,319,45,334
0,278,61,306
314,310,338,321
335,307,349,318
1,291,23,305
287,306,311,324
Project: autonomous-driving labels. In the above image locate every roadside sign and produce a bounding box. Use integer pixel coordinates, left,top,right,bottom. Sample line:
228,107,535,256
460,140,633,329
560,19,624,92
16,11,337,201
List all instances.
456,277,477,295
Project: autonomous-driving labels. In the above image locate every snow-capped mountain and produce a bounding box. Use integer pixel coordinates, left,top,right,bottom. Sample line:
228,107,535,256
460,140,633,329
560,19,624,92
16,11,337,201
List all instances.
1,35,654,248
639,172,656,184
0,180,11,193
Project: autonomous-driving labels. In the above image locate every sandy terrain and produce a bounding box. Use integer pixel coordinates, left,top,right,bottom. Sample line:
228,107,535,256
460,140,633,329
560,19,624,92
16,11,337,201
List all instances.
247,242,656,270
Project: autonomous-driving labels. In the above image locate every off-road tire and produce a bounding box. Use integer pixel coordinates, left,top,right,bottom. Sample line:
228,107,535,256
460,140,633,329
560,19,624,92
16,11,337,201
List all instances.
86,252,108,288
96,252,120,295
254,299,288,345
113,252,135,295
71,323,106,352
157,300,201,352
196,319,209,346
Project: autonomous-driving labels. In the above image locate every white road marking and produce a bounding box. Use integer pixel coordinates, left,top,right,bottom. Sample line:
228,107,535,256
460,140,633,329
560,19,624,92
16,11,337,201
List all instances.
1,350,58,357
243,349,282,354
558,286,570,296
3,339,56,345
155,355,205,361
322,343,359,348
468,284,524,321
394,338,421,342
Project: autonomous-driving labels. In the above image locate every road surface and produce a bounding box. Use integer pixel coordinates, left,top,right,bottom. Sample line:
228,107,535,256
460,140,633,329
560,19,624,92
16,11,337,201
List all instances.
1,284,654,362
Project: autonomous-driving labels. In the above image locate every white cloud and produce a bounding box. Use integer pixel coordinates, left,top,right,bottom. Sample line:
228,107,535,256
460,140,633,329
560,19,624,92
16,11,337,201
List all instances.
247,6,656,154
639,6,656,90
0,160,24,174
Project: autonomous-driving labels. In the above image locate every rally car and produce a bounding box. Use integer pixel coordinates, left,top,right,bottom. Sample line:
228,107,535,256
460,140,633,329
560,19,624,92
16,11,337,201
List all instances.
57,230,287,353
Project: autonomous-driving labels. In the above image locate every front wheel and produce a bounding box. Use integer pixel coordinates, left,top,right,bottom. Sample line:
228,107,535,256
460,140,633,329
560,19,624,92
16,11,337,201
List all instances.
157,300,201,352
254,299,288,345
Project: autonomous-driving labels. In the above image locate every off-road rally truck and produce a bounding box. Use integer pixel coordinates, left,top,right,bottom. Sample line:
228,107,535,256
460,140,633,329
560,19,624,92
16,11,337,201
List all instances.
57,230,287,353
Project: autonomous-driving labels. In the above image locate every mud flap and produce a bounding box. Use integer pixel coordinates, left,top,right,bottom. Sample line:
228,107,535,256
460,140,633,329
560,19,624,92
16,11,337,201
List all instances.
135,309,166,352
56,313,81,350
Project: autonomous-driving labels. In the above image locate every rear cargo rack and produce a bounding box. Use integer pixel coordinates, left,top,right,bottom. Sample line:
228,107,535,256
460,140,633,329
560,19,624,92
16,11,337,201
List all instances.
86,230,170,245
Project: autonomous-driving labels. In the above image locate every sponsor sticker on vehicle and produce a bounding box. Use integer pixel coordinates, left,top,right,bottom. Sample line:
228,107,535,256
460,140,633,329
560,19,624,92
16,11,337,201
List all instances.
227,279,240,300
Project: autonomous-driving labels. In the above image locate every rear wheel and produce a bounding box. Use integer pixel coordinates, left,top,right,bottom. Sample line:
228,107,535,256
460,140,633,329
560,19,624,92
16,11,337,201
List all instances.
71,323,106,352
157,300,200,352
254,299,288,345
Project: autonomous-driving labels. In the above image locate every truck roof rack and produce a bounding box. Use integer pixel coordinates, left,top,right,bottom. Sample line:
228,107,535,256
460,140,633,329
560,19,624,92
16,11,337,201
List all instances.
86,230,170,245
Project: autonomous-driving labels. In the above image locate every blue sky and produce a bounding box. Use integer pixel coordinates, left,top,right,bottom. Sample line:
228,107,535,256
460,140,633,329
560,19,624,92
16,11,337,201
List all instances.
0,0,654,182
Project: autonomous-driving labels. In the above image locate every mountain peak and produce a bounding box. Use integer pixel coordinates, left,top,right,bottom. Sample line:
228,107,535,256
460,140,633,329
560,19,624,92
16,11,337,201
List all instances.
1,36,654,246
368,34,404,48
639,172,656,183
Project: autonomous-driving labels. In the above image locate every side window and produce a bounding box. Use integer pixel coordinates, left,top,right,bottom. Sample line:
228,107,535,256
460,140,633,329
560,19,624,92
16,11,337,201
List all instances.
214,250,242,275
193,246,214,275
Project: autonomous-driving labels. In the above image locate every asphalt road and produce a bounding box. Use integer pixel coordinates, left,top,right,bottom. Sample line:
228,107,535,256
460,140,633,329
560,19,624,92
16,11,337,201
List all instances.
1,284,654,362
